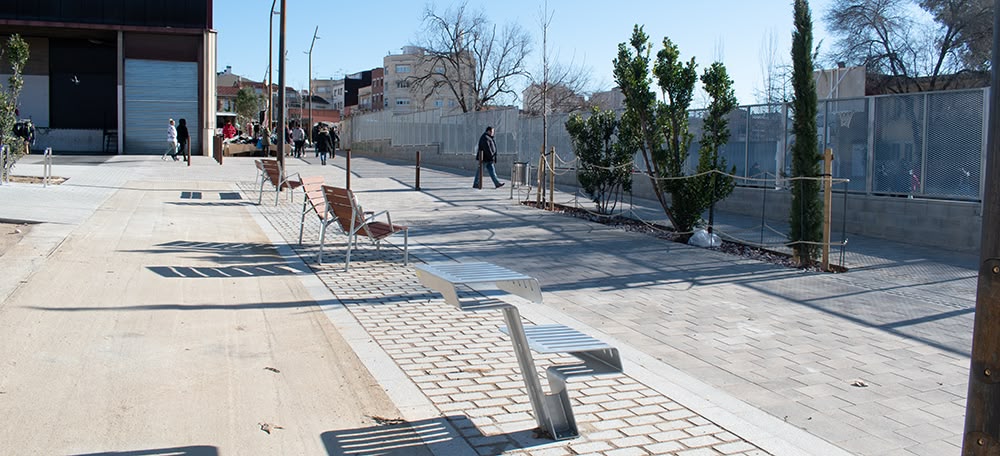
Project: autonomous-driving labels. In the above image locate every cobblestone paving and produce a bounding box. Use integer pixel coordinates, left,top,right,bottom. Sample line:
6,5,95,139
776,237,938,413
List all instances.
240,181,770,456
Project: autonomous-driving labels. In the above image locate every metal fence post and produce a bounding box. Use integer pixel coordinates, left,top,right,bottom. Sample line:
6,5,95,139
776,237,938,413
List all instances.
415,150,421,190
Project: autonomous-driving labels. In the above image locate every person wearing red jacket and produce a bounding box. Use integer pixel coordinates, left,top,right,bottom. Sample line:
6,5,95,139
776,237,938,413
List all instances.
222,121,236,139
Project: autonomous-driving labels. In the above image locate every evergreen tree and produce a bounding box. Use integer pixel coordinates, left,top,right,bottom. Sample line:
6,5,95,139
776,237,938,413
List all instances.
234,88,260,133
699,62,739,232
614,27,739,237
790,0,823,265
566,108,633,215
0,35,29,163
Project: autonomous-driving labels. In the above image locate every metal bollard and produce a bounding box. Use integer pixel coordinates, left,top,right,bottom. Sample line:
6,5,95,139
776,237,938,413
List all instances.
43,147,52,187
415,150,421,191
345,148,352,190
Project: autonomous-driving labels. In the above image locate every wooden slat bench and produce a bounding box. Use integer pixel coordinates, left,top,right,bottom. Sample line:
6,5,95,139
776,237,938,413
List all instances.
318,185,408,270
255,159,302,205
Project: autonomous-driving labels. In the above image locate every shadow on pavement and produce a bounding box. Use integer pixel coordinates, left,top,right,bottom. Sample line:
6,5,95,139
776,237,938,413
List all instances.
28,299,340,313
147,263,309,278
70,446,218,456
321,416,546,456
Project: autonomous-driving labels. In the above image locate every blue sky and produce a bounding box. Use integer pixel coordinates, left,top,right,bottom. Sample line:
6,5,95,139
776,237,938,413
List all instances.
215,0,835,107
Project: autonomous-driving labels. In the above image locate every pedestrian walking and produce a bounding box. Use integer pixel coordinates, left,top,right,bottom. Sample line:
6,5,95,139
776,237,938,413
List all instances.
292,123,306,158
473,126,504,189
176,118,190,162
163,118,178,160
312,123,321,157
315,125,334,166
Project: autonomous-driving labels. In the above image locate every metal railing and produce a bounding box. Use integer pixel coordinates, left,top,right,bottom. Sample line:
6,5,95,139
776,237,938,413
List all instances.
342,87,988,202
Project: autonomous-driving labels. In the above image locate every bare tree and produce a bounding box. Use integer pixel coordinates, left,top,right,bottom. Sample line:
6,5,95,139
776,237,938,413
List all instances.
755,28,791,106
824,0,976,93
412,2,532,112
919,0,992,71
523,2,591,116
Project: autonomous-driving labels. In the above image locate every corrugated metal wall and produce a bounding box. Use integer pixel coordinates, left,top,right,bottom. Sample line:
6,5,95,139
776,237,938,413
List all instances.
124,59,199,154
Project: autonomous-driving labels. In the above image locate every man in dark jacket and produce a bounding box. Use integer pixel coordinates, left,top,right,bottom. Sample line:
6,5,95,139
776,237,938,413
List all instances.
473,126,504,189
315,126,335,165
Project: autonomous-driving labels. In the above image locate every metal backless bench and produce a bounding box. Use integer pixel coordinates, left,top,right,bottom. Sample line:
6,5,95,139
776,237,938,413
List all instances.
414,261,623,440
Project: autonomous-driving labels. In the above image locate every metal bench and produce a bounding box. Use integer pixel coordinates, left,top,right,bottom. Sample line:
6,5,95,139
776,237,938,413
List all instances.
414,261,623,440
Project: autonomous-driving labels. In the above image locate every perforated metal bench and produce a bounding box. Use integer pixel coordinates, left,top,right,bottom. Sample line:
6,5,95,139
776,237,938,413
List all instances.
414,262,623,440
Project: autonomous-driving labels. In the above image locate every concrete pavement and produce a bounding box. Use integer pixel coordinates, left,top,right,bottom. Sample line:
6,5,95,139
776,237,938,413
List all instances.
0,153,978,455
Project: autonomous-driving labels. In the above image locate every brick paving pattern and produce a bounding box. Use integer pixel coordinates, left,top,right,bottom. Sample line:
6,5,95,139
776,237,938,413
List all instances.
240,180,771,456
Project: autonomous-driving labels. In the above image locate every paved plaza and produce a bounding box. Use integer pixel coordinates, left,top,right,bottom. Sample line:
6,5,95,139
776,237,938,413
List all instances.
0,153,978,455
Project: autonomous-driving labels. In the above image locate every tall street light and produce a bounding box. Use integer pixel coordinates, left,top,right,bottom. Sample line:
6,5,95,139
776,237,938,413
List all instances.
305,26,320,143
277,0,287,169
266,0,278,136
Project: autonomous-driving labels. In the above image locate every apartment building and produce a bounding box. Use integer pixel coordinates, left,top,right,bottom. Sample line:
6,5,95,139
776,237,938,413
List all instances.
312,78,345,112
382,46,469,114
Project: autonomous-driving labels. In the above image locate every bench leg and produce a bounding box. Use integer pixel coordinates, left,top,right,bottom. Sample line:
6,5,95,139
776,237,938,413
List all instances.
344,235,354,271
318,222,327,264
543,370,579,440
258,179,265,205
500,306,550,435
298,200,307,245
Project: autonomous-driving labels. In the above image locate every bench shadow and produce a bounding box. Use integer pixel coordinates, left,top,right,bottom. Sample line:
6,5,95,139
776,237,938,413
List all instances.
70,446,218,456
321,416,546,456
124,240,291,266
147,263,310,278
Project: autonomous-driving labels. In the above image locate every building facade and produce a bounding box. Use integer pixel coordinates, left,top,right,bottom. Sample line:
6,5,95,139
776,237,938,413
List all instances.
383,46,469,114
0,0,217,155
312,78,345,113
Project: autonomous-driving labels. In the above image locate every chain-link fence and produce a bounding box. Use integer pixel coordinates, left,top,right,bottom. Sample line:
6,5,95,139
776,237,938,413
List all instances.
342,87,987,201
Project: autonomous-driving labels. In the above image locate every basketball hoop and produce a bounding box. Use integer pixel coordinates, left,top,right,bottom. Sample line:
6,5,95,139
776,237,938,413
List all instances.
837,111,855,128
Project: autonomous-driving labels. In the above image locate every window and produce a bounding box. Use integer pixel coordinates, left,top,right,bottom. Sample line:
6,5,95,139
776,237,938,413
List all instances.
396,80,411,89
433,99,444,108
395,64,411,73
396,98,411,106
448,99,457,108
434,66,446,74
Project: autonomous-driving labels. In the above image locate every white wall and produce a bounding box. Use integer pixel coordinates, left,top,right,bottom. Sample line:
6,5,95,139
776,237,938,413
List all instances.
0,74,50,126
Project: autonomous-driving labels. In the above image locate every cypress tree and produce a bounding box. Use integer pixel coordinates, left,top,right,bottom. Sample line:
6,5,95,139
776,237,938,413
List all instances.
789,0,822,265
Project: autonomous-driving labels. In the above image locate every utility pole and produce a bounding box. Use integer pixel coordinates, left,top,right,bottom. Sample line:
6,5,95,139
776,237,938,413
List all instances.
306,26,320,144
277,0,287,169
962,1,1000,454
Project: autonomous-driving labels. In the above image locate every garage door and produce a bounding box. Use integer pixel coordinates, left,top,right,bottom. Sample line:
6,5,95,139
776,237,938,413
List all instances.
124,59,199,154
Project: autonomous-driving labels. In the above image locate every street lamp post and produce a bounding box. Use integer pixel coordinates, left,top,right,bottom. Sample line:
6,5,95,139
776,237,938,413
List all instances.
266,0,277,135
306,26,320,144
277,0,287,169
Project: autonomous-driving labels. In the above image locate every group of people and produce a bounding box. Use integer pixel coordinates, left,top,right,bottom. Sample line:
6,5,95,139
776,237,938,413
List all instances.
201,119,341,166
187,120,506,188
163,118,190,161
